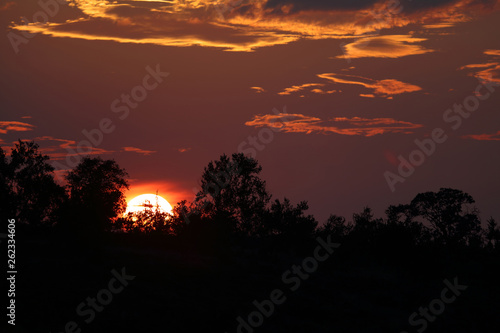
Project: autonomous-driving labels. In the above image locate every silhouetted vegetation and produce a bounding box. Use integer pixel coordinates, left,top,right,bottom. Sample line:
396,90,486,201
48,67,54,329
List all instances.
2,141,499,333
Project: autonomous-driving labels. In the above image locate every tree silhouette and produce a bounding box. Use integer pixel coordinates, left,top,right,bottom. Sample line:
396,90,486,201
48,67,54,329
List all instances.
352,206,382,231
0,141,65,227
318,214,352,241
410,188,482,246
195,153,271,236
485,217,500,249
66,156,129,233
263,198,318,238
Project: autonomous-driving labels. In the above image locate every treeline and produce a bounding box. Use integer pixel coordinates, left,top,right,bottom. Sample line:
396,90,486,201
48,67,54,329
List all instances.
1,140,499,252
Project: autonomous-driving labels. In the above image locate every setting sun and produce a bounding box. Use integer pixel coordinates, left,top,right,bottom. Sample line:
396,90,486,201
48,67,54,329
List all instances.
125,194,173,215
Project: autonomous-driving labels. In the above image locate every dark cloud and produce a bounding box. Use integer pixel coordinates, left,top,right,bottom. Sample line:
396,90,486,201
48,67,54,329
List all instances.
264,0,488,14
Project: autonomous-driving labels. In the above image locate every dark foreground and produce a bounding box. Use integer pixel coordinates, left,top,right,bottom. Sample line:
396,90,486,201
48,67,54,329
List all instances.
8,229,500,333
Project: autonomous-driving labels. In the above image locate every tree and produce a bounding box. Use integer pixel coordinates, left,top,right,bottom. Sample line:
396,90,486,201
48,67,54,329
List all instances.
0,141,65,227
485,217,500,249
66,157,129,233
195,153,271,236
318,214,352,240
410,188,481,246
0,147,14,219
352,207,382,231
263,198,318,238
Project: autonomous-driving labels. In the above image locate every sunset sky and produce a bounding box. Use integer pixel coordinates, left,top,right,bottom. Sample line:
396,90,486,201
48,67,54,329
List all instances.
1,0,499,222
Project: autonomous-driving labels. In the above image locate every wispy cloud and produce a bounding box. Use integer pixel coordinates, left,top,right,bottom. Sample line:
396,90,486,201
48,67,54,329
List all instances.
245,113,423,136
317,73,421,97
338,35,433,59
460,49,500,85
34,136,114,160
250,86,266,93
278,83,325,95
463,130,500,141
122,146,157,155
0,121,35,134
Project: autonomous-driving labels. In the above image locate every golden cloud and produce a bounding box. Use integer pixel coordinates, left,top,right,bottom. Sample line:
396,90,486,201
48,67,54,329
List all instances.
317,73,421,96
278,83,325,95
251,86,266,93
9,0,500,52
460,50,500,84
338,35,433,59
245,113,422,136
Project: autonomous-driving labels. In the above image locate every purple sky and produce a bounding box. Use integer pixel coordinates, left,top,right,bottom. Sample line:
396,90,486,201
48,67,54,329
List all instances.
1,0,499,223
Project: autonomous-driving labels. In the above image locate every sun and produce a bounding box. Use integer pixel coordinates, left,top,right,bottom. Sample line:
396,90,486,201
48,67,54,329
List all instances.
125,194,173,215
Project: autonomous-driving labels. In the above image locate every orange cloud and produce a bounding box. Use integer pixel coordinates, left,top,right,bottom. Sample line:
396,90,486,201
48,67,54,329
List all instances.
463,131,500,141
460,49,500,84
10,0,499,52
178,147,192,153
278,83,325,95
0,2,15,11
317,73,422,97
245,113,422,136
339,35,433,59
250,87,266,93
0,121,35,134
34,136,114,160
485,49,500,57
122,146,156,155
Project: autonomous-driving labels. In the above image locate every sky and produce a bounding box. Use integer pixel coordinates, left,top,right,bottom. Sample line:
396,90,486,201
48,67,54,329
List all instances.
1,0,499,224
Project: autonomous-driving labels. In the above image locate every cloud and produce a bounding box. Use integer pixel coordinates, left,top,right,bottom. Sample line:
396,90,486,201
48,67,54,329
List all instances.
178,147,192,153
34,136,114,160
485,49,500,57
9,0,499,52
0,2,15,11
245,113,423,136
338,35,433,59
317,73,422,96
251,86,266,93
278,83,325,95
0,121,35,134
122,146,157,155
360,93,376,97
460,50,500,84
463,130,500,141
